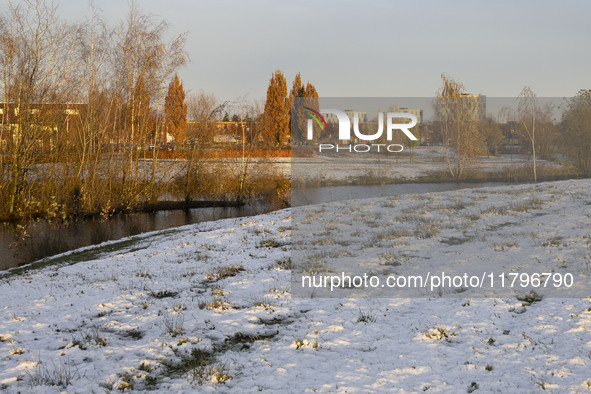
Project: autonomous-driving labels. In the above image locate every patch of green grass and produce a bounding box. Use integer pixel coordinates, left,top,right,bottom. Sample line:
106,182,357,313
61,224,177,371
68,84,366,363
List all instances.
380,252,402,267
210,286,226,296
257,316,294,326
26,361,79,388
482,206,508,215
541,236,564,248
443,201,473,211
493,241,518,251
135,270,152,278
510,197,545,212
257,239,285,248
467,381,479,393
163,348,215,377
375,229,409,241
517,290,543,305
124,329,143,340
414,223,440,239
188,362,231,386
68,328,108,350
198,297,233,311
357,308,377,323
250,293,275,309
206,265,245,281
300,255,333,275
224,332,277,350
10,347,25,355
294,338,305,349
150,290,179,299
276,256,292,270
162,315,185,337
425,326,457,341
114,372,134,391
312,236,336,246
0,230,179,280
440,236,472,246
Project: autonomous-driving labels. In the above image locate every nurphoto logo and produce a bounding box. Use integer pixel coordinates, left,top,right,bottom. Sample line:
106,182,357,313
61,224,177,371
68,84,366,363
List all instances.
304,107,418,153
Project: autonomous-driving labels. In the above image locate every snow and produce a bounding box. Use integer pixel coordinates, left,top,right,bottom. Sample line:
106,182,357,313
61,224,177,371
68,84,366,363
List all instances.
24,147,561,186
291,147,561,182
1,179,590,392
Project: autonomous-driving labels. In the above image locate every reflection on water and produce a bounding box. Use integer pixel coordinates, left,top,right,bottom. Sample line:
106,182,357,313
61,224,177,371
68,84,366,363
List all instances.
0,182,509,271
0,203,273,270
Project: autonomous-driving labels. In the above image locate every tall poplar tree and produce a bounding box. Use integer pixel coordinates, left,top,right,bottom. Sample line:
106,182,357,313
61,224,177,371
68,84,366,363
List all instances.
289,74,319,143
164,73,188,143
263,70,289,147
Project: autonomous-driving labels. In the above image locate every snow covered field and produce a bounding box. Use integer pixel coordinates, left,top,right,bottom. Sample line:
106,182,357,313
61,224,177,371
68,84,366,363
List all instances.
1,179,590,392
291,147,561,182
25,147,561,186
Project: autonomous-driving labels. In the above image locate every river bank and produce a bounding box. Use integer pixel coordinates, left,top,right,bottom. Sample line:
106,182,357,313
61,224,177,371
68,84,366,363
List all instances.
1,179,590,391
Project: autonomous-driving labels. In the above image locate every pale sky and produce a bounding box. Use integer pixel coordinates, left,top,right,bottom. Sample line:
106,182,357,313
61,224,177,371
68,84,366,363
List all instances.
7,0,591,101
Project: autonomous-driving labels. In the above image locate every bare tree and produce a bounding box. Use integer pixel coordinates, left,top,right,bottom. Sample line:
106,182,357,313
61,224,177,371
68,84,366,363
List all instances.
516,87,555,181
0,0,197,224
561,90,591,176
0,0,78,215
233,95,263,202
73,4,116,213
146,32,187,198
182,92,226,202
435,74,484,179
480,116,504,157
517,87,539,181
112,1,187,203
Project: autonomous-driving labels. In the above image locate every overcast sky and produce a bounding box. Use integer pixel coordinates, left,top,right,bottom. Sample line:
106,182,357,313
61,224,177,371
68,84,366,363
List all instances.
16,0,591,102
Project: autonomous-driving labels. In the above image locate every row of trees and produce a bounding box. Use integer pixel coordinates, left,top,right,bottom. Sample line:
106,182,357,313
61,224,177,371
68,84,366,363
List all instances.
0,0,191,219
260,70,589,183
0,1,587,222
0,0,277,221
262,70,318,147
435,74,591,180
260,70,588,183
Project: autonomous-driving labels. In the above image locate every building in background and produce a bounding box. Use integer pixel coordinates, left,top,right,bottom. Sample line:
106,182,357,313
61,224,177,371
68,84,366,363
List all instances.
0,103,86,151
323,110,368,124
397,107,423,125
436,94,486,122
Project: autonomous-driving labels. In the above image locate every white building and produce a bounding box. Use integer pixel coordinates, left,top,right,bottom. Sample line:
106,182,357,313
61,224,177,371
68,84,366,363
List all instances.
323,110,368,124
437,94,486,122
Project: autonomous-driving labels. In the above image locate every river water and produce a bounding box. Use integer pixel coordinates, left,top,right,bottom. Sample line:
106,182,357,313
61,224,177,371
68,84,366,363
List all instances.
0,182,507,270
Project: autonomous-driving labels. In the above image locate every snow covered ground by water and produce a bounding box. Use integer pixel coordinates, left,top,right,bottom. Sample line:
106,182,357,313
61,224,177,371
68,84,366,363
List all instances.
290,146,560,181
0,179,590,392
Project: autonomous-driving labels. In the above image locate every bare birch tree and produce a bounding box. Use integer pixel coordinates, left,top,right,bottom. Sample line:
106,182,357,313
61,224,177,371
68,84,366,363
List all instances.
436,74,484,179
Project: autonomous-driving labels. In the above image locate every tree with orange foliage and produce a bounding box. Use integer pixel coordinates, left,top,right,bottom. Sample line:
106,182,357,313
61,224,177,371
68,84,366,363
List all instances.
436,73,484,179
164,73,188,144
288,73,319,144
262,70,289,147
